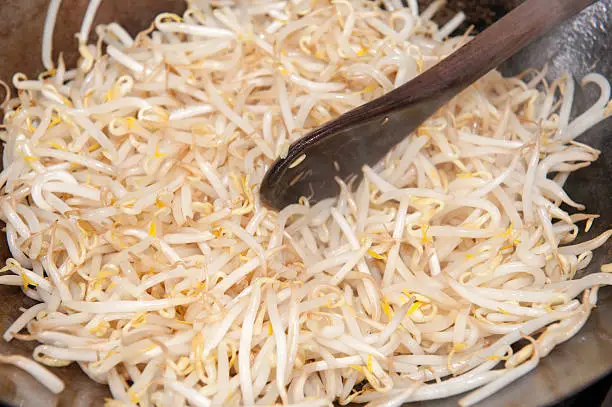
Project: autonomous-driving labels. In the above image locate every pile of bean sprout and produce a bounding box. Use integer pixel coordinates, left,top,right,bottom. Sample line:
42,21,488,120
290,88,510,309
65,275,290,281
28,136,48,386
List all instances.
0,0,611,406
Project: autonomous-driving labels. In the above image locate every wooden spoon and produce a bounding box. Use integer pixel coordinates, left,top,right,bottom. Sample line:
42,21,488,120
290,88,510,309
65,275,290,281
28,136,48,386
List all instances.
259,0,595,210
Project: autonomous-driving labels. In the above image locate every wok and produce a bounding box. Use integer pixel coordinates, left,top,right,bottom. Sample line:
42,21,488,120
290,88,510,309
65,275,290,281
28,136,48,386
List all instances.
0,0,610,406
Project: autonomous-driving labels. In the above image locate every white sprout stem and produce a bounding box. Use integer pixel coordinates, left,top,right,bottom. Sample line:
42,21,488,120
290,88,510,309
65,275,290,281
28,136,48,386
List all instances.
459,357,540,407
239,282,261,406
0,354,65,394
42,0,63,70
79,0,103,45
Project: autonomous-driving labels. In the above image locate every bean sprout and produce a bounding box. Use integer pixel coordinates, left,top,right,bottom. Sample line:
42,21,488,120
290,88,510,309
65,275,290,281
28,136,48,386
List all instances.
0,1,610,406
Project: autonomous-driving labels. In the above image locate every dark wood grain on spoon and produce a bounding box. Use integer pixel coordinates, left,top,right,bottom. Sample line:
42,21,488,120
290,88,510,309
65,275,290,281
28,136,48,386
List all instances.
259,0,595,210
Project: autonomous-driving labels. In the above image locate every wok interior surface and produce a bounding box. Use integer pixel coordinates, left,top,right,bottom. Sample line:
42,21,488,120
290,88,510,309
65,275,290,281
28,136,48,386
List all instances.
0,0,609,406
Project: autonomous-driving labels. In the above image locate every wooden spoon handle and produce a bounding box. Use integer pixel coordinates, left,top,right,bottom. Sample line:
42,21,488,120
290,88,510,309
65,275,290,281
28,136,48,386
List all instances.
260,0,596,209
348,0,596,120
